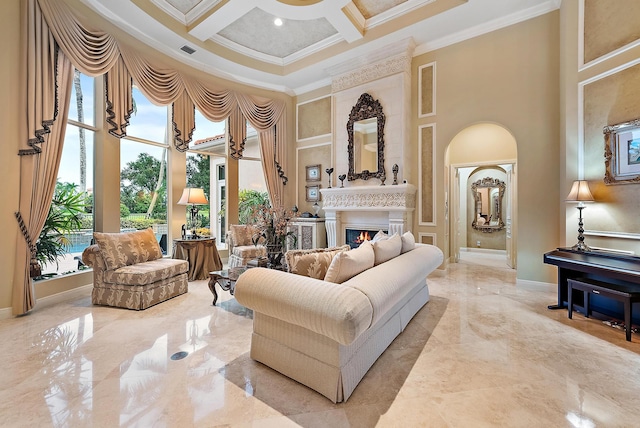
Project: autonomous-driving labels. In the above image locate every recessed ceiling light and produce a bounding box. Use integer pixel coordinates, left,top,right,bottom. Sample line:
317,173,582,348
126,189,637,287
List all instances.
274,18,283,26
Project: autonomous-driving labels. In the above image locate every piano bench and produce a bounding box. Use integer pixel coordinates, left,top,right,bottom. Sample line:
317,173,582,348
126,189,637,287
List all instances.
568,278,640,342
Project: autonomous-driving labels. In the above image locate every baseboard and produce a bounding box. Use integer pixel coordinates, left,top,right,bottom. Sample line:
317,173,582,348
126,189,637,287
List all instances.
0,284,93,319
516,278,555,291
33,284,93,312
460,247,507,255
0,306,12,320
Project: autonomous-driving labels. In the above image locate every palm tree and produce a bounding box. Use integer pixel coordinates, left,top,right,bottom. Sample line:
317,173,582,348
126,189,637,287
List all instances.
238,190,270,224
146,149,166,218
73,69,87,193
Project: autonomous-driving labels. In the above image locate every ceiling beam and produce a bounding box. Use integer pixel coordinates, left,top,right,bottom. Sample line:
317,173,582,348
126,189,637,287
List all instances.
189,0,254,41
324,0,364,42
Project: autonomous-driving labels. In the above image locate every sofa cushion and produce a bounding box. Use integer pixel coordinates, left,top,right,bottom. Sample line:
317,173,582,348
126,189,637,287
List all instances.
372,233,402,265
103,258,188,286
231,245,267,259
94,228,163,271
286,245,350,279
344,244,444,327
401,231,416,254
230,224,259,246
324,241,375,284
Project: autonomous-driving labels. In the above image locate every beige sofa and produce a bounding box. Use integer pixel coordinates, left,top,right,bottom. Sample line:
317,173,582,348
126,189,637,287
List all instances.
235,239,443,402
82,228,189,310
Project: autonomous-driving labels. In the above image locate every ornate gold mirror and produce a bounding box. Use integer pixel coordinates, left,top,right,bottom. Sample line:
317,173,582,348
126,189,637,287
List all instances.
347,93,385,181
471,177,506,232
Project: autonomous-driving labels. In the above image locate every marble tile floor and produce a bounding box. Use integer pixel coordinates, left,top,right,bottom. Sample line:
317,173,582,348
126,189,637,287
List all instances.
2,261,640,427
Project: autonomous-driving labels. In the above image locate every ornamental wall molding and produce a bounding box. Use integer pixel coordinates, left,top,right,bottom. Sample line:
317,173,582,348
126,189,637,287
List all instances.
331,52,412,92
320,184,416,211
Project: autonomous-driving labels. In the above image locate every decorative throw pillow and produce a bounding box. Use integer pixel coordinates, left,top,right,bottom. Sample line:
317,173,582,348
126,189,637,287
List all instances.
324,241,375,284
371,230,388,242
94,228,163,271
286,245,350,279
372,233,402,265
401,231,416,254
230,224,257,246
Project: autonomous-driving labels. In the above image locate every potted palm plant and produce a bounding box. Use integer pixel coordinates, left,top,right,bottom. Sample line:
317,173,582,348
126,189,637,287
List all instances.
34,182,88,278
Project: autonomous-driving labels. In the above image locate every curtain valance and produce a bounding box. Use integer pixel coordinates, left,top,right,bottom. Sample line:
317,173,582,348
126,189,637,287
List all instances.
36,0,287,158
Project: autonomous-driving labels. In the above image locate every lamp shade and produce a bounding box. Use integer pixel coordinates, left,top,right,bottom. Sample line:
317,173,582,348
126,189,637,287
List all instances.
566,180,594,202
177,188,209,205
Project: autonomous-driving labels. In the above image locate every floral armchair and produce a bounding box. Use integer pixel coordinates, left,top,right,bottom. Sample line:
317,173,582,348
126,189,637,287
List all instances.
226,224,267,268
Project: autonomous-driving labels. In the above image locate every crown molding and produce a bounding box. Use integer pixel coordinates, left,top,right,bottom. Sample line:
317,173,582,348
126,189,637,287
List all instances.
414,0,559,56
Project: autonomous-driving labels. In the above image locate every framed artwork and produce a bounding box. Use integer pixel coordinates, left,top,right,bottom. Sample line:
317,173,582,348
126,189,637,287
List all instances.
305,184,320,202
604,118,640,184
306,164,321,181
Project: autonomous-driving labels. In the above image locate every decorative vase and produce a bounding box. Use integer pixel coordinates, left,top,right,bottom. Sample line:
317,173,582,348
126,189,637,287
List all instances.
266,243,284,269
326,167,334,188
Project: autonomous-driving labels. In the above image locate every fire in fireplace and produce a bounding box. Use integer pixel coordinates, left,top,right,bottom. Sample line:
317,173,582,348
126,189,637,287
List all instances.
345,228,387,249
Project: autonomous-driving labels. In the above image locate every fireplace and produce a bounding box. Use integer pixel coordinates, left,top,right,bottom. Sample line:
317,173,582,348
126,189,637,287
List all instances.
319,184,417,247
345,228,387,249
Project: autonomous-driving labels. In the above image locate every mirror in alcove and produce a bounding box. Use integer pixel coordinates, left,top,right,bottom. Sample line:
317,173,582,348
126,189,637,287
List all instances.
472,177,506,232
347,93,385,181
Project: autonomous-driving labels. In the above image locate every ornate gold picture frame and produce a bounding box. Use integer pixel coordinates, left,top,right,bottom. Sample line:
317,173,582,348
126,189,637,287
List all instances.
305,184,320,202
604,118,640,185
306,164,320,182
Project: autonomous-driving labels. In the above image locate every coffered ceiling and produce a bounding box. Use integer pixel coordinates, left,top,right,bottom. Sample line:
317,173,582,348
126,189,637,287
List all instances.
81,0,560,95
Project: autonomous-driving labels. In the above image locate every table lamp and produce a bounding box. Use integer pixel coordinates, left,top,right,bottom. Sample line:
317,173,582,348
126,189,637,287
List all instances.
177,187,209,238
566,180,594,252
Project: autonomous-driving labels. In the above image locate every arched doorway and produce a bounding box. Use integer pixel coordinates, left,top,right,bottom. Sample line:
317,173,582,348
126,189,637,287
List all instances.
446,123,518,268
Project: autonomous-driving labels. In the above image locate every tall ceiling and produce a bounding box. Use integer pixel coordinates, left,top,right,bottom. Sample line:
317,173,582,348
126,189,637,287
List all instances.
81,0,560,95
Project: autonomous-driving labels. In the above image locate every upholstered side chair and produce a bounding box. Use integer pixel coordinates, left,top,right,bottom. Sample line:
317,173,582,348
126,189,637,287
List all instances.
226,224,267,268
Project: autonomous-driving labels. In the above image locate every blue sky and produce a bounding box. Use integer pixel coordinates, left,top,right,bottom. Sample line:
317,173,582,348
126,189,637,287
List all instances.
58,74,225,190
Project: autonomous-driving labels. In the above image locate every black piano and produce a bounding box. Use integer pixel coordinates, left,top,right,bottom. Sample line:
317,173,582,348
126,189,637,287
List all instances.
543,247,640,322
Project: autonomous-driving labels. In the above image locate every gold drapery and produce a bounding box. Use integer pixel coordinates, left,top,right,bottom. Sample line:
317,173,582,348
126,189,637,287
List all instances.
14,0,289,315
228,105,246,160
14,0,74,314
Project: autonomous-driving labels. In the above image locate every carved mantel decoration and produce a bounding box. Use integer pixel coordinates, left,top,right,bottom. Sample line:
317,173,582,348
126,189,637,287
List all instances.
321,185,416,210
320,184,416,247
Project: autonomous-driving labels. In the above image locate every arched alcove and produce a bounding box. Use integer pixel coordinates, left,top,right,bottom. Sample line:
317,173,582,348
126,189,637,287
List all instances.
446,123,518,268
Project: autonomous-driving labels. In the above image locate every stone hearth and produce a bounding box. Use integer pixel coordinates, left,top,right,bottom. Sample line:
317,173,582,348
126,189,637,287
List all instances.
319,184,416,247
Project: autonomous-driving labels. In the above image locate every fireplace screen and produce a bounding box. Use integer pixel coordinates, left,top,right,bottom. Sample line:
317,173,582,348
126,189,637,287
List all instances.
345,228,387,249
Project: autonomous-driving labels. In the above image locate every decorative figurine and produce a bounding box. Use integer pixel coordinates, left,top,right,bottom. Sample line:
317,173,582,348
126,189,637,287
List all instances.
312,202,321,218
326,167,334,188
392,164,399,185
338,174,346,188
380,173,386,186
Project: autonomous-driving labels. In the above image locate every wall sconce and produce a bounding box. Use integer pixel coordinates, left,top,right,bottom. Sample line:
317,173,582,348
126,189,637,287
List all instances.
177,187,209,238
566,180,594,252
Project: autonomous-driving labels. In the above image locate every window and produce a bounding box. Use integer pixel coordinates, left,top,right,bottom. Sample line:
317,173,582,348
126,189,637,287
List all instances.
186,152,211,233
41,70,95,278
238,126,268,225
120,86,169,253
187,109,226,241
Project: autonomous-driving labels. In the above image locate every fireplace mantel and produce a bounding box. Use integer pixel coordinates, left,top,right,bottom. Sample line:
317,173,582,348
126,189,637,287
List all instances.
319,184,416,247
